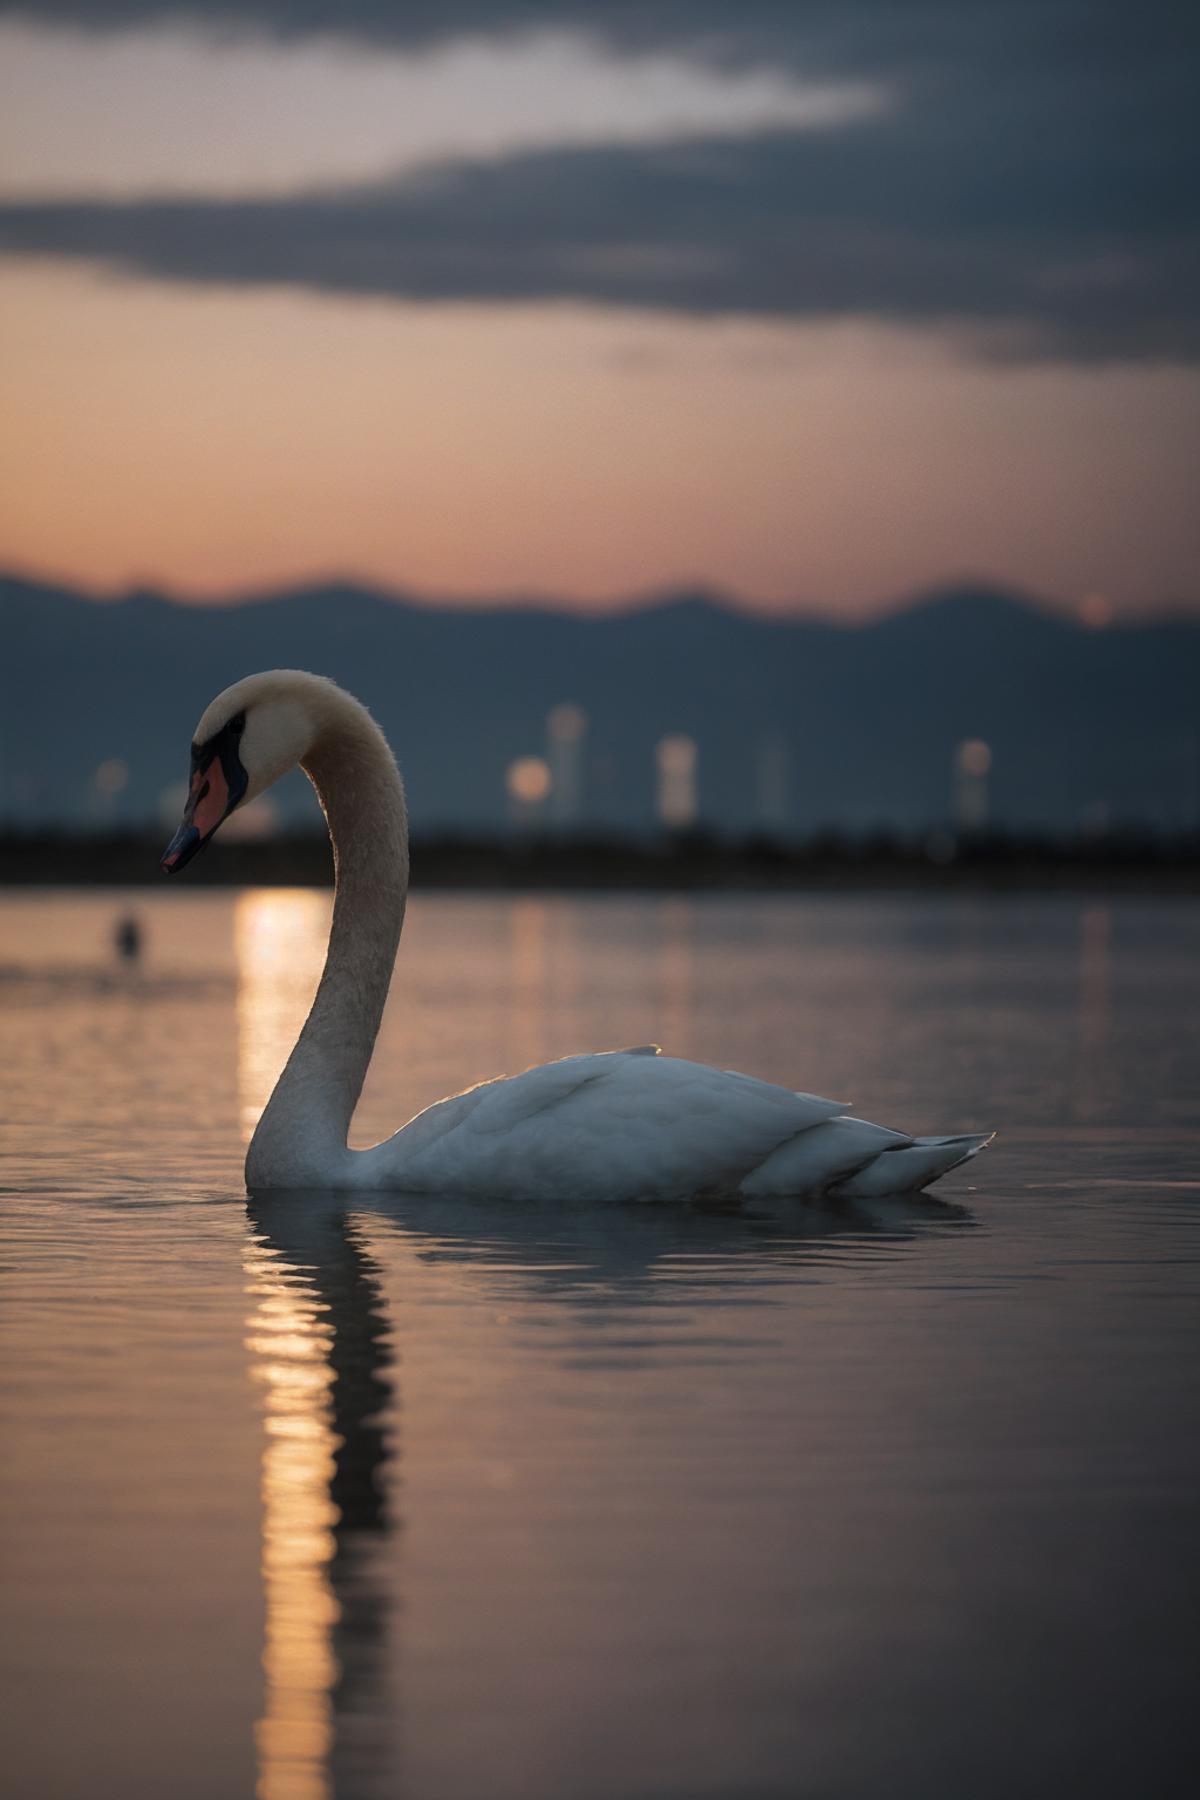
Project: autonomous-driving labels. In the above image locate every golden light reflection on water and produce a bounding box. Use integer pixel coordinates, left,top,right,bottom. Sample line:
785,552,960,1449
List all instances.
244,1239,338,1800
235,890,329,1141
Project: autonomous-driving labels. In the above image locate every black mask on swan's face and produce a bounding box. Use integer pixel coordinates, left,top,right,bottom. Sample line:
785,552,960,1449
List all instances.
161,711,249,873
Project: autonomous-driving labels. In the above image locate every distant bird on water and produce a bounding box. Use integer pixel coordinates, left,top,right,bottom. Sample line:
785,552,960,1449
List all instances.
161,671,992,1198
113,914,142,964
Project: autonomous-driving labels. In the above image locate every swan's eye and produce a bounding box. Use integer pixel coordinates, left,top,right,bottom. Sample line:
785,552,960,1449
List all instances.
229,711,246,737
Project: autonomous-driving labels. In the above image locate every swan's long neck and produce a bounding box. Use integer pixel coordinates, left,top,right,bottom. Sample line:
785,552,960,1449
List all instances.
246,699,409,1188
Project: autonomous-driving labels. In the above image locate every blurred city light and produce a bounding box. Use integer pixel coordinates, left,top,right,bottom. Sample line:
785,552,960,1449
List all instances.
93,757,129,798
506,754,552,827
545,702,587,829
954,738,992,832
657,735,698,830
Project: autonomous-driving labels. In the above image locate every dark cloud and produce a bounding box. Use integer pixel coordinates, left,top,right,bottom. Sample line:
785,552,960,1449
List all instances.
0,1,1191,70
1,108,1196,360
0,2,1195,359
0,0,914,52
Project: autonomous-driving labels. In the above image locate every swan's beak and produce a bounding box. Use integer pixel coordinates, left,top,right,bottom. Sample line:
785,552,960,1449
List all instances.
162,730,248,873
161,815,202,872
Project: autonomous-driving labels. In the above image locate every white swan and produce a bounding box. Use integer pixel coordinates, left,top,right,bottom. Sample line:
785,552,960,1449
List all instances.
162,671,992,1197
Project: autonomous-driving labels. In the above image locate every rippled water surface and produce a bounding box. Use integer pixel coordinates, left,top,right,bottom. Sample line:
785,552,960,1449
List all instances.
2,890,1198,1800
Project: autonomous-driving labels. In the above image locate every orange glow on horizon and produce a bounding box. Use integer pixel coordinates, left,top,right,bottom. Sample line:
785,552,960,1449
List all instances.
2,264,1199,617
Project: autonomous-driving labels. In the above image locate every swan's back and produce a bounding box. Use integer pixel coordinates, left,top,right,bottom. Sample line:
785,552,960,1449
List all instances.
353,1050,989,1202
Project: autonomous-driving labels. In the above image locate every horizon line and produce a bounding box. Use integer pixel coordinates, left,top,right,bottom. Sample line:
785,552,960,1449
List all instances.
5,559,1195,628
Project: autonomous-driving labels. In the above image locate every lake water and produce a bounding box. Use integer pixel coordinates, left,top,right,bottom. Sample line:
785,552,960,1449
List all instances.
1,889,1198,1800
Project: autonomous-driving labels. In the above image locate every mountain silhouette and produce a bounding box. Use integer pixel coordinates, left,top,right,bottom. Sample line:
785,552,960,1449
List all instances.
3,572,1197,832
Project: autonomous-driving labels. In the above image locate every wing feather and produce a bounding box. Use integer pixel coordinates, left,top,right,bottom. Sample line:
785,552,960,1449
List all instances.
371,1052,845,1200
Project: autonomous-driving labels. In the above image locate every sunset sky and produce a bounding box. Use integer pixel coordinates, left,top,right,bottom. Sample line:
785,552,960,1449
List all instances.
1,1,1196,617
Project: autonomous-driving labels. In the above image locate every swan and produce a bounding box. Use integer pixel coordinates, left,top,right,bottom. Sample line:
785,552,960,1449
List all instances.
161,670,992,1198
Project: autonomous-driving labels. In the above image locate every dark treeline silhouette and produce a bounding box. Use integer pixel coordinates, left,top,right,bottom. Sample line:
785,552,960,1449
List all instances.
2,826,1197,892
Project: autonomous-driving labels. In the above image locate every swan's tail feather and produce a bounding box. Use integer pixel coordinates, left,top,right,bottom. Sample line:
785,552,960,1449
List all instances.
739,1115,911,1197
830,1131,993,1198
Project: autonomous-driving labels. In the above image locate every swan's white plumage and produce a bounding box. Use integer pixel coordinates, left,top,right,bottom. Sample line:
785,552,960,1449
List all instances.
351,1050,851,1201
166,670,993,1199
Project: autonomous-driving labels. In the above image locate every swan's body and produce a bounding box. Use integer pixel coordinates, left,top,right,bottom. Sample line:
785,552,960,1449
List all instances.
162,671,991,1198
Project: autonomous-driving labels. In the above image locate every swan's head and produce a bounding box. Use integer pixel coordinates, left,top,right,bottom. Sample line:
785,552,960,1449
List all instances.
161,670,329,873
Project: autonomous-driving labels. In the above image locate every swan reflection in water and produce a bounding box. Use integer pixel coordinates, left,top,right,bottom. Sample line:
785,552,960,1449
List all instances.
245,1196,397,1800
242,1184,972,1799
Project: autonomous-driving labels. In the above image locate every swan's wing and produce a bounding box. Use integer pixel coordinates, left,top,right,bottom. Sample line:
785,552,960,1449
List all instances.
368,1052,847,1201
467,1049,667,1134
356,1050,654,1168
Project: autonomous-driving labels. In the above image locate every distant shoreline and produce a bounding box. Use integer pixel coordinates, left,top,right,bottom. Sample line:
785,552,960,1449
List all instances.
2,830,1197,894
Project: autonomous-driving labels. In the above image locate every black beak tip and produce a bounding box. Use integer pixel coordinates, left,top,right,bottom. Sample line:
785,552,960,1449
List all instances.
161,823,201,874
